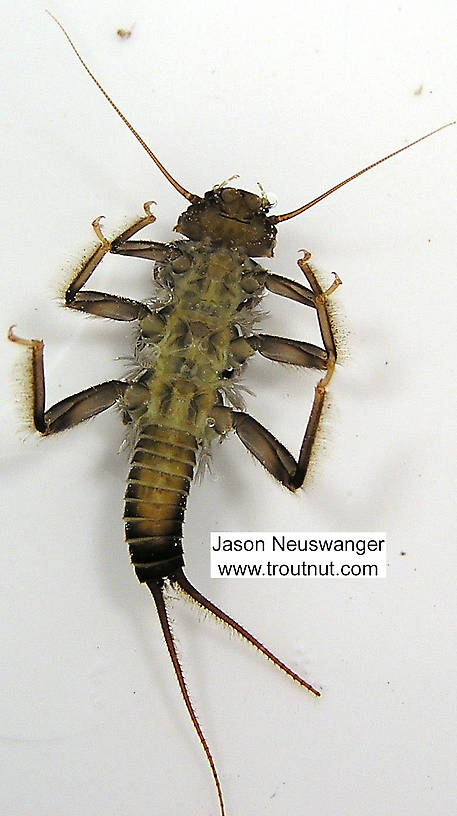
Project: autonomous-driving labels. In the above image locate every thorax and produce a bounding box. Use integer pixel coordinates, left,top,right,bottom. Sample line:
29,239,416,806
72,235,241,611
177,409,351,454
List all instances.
134,242,265,440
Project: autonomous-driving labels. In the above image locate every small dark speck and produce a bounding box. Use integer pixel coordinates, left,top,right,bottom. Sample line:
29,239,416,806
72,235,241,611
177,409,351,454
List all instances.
117,27,133,39
400,551,407,556
427,238,431,243
385,361,389,365
132,690,136,694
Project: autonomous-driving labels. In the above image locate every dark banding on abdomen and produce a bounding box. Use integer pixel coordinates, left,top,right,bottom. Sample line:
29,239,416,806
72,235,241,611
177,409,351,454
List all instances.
124,424,197,581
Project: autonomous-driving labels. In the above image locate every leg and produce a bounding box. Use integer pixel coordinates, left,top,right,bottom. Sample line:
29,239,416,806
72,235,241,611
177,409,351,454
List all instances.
218,256,341,488
264,272,316,307
229,331,328,370
65,203,174,321
210,405,300,490
110,238,180,262
246,333,328,369
264,250,341,358
65,202,156,305
262,252,341,486
298,252,341,372
8,327,130,434
269,249,340,374
67,289,151,321
295,254,341,485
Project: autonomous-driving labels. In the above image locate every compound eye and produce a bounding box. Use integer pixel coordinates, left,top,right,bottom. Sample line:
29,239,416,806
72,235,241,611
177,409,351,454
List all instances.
221,188,238,204
244,192,262,211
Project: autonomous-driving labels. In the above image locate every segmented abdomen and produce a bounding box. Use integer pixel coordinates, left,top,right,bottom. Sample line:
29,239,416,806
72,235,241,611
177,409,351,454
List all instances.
124,424,198,582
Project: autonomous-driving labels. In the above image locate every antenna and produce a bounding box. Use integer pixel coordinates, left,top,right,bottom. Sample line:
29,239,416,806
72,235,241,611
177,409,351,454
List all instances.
46,11,200,204
271,122,455,223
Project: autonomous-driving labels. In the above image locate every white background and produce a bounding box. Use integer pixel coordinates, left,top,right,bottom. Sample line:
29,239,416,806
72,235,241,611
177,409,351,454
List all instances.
1,1,456,815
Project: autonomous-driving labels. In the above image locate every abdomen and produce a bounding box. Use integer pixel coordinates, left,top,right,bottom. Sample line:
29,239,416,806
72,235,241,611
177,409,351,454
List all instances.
124,423,198,582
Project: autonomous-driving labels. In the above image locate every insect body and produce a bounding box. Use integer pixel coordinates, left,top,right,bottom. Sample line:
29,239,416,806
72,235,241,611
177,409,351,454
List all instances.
9,14,454,816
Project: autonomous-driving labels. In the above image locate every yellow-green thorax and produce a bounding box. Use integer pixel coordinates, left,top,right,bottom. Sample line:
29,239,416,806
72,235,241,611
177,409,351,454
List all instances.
134,242,264,440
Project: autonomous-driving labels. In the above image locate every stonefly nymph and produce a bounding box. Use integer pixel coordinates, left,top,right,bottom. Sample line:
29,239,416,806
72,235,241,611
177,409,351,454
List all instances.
9,13,454,816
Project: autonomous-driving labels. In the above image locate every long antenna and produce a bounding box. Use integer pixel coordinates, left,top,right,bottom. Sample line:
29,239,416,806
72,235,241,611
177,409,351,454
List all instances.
271,122,455,223
46,11,200,204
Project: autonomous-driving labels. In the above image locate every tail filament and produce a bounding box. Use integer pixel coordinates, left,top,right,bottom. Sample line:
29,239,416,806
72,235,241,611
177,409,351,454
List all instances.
148,580,226,816
175,568,320,697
